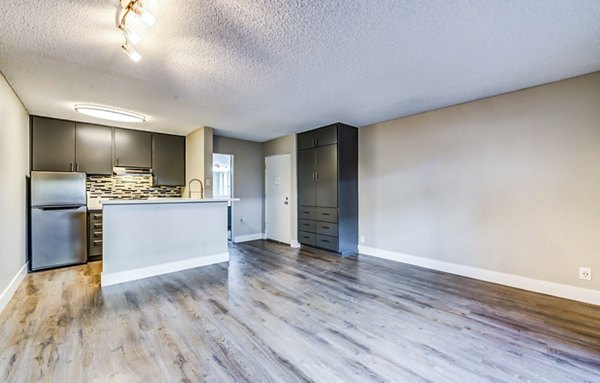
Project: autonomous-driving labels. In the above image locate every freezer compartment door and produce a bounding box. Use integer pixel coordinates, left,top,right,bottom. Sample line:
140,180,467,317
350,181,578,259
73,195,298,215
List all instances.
31,171,86,207
31,206,87,270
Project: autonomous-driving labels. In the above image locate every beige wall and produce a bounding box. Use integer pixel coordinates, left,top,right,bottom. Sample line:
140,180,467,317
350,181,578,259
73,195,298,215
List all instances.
214,136,263,240
0,73,29,310
262,134,298,245
185,127,213,198
359,72,600,291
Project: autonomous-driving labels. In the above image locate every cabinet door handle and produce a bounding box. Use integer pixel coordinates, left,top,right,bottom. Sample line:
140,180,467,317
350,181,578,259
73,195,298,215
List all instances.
315,137,318,147
315,172,318,181
76,163,80,172
116,155,119,166
70,162,73,172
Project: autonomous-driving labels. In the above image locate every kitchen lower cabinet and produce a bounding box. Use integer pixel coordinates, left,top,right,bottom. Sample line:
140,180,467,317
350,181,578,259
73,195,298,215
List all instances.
88,209,103,261
297,123,358,256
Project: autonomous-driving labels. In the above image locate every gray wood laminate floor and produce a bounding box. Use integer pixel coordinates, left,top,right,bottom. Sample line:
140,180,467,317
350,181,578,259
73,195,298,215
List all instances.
1,240,599,382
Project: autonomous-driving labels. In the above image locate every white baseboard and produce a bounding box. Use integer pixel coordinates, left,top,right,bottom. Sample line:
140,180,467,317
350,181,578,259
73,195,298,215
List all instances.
359,245,600,306
290,240,301,248
101,253,229,287
234,233,265,243
0,262,28,315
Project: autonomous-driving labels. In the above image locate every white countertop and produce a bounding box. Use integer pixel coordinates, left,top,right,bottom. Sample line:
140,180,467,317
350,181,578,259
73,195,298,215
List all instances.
101,198,239,206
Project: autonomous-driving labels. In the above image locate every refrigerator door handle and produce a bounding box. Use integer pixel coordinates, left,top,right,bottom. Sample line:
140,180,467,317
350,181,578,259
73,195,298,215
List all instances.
37,205,83,211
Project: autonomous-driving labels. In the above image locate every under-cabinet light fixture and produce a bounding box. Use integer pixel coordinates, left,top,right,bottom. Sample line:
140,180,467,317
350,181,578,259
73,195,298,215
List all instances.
74,104,146,123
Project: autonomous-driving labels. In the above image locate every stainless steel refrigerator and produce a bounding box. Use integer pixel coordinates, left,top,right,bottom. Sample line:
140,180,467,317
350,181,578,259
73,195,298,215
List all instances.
30,172,87,271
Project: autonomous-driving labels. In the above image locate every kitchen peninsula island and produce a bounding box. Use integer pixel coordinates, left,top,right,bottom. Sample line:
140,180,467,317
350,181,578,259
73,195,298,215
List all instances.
101,198,237,287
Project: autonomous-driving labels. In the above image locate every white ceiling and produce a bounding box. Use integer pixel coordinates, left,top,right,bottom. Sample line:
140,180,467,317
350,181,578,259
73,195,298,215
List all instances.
1,1,600,142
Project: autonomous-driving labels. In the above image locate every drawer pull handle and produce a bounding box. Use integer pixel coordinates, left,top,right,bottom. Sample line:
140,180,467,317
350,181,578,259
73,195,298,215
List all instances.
322,226,330,229
322,213,330,216
322,239,330,243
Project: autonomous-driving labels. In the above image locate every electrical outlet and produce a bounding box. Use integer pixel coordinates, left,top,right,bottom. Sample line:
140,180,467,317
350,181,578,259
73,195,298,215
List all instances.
579,267,592,281
360,235,366,243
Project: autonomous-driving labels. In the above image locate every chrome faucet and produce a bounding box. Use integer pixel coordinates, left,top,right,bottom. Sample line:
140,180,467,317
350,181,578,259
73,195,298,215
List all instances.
188,178,204,199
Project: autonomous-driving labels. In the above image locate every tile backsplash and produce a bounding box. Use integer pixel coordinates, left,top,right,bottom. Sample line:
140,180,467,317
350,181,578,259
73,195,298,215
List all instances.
87,174,183,200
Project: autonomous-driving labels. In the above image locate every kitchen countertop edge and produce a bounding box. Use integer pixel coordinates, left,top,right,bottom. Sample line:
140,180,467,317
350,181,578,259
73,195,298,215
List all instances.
101,198,239,206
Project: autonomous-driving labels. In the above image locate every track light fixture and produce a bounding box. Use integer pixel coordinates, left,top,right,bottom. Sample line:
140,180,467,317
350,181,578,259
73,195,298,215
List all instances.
118,0,155,62
121,43,141,62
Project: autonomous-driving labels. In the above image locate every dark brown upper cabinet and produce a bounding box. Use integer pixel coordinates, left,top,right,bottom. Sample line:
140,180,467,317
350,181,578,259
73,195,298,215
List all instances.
32,117,76,172
75,123,113,175
152,133,185,186
298,124,338,150
114,128,152,168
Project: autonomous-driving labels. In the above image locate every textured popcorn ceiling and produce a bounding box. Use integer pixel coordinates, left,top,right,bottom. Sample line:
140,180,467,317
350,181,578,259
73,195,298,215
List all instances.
1,1,600,141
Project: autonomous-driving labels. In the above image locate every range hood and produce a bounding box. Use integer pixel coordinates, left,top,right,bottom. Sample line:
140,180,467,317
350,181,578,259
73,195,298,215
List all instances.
113,167,152,176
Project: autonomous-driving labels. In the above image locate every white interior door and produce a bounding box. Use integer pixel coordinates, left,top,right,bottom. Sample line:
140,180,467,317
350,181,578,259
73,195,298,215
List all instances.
265,154,291,244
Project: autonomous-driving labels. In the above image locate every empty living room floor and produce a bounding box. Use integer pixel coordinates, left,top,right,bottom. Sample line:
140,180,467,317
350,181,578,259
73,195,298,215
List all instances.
0,240,599,382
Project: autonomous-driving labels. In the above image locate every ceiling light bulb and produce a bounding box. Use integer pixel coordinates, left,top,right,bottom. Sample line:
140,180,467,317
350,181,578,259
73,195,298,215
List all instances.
119,25,140,45
121,44,141,62
75,104,146,123
134,5,155,26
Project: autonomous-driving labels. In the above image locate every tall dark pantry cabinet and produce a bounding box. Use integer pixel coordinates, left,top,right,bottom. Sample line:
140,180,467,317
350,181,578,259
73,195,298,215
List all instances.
297,123,358,256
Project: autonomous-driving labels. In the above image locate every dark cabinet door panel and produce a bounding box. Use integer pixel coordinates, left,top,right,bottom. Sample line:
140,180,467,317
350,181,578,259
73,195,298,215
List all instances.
114,128,152,168
298,132,315,150
298,206,315,220
32,117,76,172
316,145,338,207
298,219,315,233
315,207,338,223
315,234,339,252
314,125,337,147
153,133,185,186
298,149,316,206
75,123,113,174
316,222,338,237
298,231,315,246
